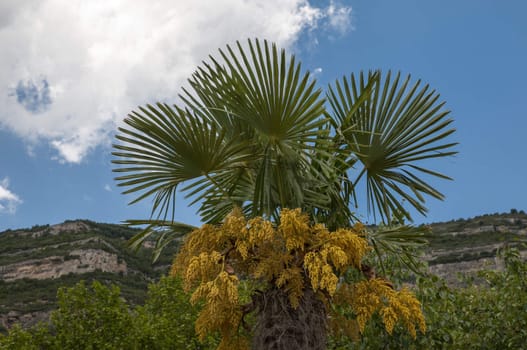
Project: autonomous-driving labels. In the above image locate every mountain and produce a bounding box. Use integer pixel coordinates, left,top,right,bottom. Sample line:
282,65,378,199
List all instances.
0,220,179,332
0,211,526,331
424,210,527,283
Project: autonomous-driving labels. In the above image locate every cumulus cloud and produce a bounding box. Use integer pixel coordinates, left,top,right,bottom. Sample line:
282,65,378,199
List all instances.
0,0,352,163
326,0,353,34
0,177,22,214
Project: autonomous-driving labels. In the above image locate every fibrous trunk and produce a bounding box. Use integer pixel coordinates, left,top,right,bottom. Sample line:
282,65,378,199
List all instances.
252,287,327,350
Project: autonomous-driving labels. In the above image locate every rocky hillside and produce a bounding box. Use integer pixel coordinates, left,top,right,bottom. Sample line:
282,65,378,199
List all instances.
0,220,179,332
0,211,526,331
424,210,527,283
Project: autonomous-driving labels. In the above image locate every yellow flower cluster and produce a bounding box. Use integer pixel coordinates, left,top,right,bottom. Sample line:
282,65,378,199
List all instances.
304,225,370,296
275,266,305,308
171,208,426,349
349,278,426,338
192,271,241,344
171,224,224,279
278,208,310,251
184,251,222,289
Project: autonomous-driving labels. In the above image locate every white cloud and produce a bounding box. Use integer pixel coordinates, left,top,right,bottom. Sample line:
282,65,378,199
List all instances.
0,0,352,163
326,0,353,34
0,177,22,214
104,184,112,192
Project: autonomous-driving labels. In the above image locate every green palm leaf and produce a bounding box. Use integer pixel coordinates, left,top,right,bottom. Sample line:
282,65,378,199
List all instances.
179,39,330,220
327,70,458,223
126,219,196,262
113,103,254,219
367,224,430,275
113,39,331,224
112,40,457,267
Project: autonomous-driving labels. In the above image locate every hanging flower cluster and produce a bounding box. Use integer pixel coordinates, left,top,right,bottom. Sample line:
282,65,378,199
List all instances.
171,208,425,349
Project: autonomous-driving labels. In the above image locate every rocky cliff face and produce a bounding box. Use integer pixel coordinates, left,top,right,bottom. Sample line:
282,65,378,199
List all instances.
1,311,50,331
0,248,127,281
0,244,128,331
423,212,527,284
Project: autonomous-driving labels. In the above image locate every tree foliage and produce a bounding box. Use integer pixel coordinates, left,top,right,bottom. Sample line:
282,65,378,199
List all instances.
0,277,214,350
134,276,218,349
110,38,456,348
112,38,456,258
51,281,136,349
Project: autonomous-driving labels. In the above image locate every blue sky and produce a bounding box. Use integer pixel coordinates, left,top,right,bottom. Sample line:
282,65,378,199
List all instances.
1,0,526,231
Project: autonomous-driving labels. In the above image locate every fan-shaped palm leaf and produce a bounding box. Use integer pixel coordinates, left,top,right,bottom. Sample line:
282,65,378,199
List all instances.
113,40,457,267
113,103,254,219
126,219,196,261
367,224,430,275
327,70,457,223
113,39,332,225
178,39,332,220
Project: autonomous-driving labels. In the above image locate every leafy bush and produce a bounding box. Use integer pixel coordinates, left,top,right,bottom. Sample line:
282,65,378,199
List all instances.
51,281,136,349
134,276,218,349
0,277,211,349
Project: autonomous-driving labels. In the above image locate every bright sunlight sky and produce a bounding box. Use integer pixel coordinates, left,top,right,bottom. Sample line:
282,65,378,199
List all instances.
1,0,526,231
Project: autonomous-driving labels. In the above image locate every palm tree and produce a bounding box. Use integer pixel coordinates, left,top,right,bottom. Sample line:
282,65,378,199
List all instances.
112,39,456,349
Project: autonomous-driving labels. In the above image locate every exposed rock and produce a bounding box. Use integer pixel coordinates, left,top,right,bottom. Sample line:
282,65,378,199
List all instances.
428,250,527,285
48,221,92,235
429,257,504,284
28,221,92,238
0,311,50,331
0,249,127,281
0,220,176,331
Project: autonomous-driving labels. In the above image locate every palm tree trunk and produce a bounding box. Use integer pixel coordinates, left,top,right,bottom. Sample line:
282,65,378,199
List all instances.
252,287,327,350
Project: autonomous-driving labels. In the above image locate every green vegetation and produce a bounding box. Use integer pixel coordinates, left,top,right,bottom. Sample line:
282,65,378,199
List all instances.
430,249,497,265
428,230,518,249
0,231,88,256
1,248,525,349
1,211,524,330
0,220,178,273
0,277,217,350
0,271,151,315
427,211,527,234
424,211,527,266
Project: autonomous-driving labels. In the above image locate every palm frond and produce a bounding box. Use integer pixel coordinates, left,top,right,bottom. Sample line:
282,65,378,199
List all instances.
113,40,457,265
367,224,430,275
179,39,330,219
126,219,196,262
327,70,457,223
113,103,253,220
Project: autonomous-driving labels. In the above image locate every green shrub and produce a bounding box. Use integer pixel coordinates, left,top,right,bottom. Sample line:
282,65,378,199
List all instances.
1,277,212,349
